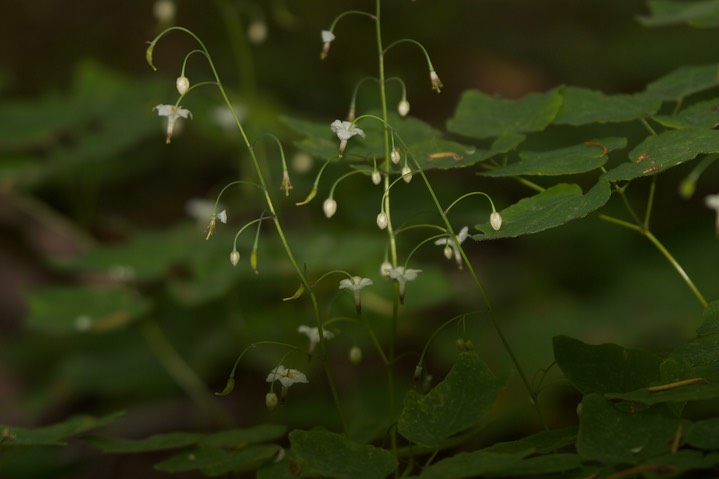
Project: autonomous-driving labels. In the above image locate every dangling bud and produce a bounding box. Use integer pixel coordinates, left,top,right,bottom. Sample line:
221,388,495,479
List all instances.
390,148,401,165
443,244,453,260
320,30,336,60
401,165,412,183
247,21,268,44
323,198,337,218
380,261,393,278
250,249,259,274
176,76,190,96
265,392,279,411
398,100,410,117
281,170,293,196
413,365,423,381
349,346,363,365
230,250,240,266
376,212,388,230
490,211,502,231
429,70,443,93
371,170,382,185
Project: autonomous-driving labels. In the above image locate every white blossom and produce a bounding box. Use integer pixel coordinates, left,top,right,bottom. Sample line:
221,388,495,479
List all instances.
339,276,373,313
176,76,189,95
323,198,337,218
330,120,365,158
398,100,410,117
153,104,192,144
388,266,422,304
490,211,503,231
320,30,336,59
298,325,334,353
266,365,309,389
435,226,469,268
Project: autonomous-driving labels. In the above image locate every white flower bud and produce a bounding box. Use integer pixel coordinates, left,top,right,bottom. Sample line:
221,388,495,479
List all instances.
265,392,279,411
490,211,502,231
247,21,268,44
153,0,175,24
230,250,240,266
401,166,412,183
380,261,393,278
390,148,401,165
443,244,453,260
349,346,362,365
371,170,382,185
413,365,423,381
398,100,410,117
176,76,190,95
323,198,337,218
376,212,388,230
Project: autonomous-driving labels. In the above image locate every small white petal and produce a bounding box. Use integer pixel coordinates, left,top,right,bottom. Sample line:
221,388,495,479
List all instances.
321,30,336,43
216,210,227,224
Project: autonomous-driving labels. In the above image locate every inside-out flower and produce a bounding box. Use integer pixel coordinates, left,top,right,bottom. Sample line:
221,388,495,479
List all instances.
388,266,422,304
434,226,469,269
298,325,335,353
706,194,719,235
330,120,365,158
153,104,192,144
339,276,373,313
430,70,443,93
204,210,227,240
266,365,308,399
320,30,336,59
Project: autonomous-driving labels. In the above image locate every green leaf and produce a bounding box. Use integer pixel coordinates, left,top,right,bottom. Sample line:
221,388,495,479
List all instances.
641,450,719,475
604,128,719,181
417,450,533,479
653,98,719,129
482,137,625,177
661,334,719,382
26,286,151,333
639,0,719,27
642,64,719,102
606,381,719,405
554,87,660,125
1,411,124,447
155,445,279,476
473,180,611,240
484,427,577,454
199,424,287,448
87,432,200,453
697,300,719,336
289,430,397,479
577,394,683,465
686,418,719,449
447,89,562,140
553,335,662,395
398,352,506,447
485,453,582,478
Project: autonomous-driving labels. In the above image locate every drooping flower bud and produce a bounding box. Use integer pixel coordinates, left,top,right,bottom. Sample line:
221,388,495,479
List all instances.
176,76,190,96
371,170,382,185
265,392,279,411
376,212,388,230
490,211,503,231
430,70,443,93
398,100,410,117
380,261,393,278
349,346,363,365
230,250,240,266
390,148,401,165
401,165,412,183
323,198,337,218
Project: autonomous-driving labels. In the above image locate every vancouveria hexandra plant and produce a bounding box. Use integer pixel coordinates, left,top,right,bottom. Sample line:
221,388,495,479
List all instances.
153,104,192,143
330,119,365,158
338,276,373,313
298,325,335,353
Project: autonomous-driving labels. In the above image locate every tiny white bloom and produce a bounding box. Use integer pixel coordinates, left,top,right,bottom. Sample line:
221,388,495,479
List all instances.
380,261,393,278
176,76,190,95
153,104,192,144
490,211,503,231
266,366,308,399
320,30,336,59
376,212,388,230
706,194,719,235
388,266,422,304
216,209,227,224
430,70,443,93
435,226,469,268
323,198,337,218
401,165,412,183
330,120,365,158
339,276,373,313
298,325,334,353
398,99,410,117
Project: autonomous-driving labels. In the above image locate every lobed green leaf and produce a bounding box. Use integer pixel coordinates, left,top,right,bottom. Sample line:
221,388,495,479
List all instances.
154,445,279,476
554,87,660,125
653,98,719,129
1,411,124,447
642,63,719,102
639,0,719,27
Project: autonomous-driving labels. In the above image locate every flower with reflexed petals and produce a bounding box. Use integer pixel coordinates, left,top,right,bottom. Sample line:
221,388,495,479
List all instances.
434,226,469,269
153,104,192,144
320,30,336,59
298,325,334,353
429,70,443,93
388,266,422,304
330,120,365,158
339,276,373,313
266,365,308,399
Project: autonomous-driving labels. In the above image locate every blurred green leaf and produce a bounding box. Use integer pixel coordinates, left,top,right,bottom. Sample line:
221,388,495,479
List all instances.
553,335,662,395
26,286,151,333
686,418,719,449
473,180,611,240
447,89,562,140
554,87,660,125
577,394,683,465
642,63,719,101
642,450,719,475
1,411,124,447
661,334,719,381
398,352,506,448
653,98,719,129
417,450,533,479
199,424,287,447
697,300,719,336
484,427,577,454
87,432,199,453
155,444,279,476
639,0,719,27
289,430,397,479
604,128,719,181
482,137,625,177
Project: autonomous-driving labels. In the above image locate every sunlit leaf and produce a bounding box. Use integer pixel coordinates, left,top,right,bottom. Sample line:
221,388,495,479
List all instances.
554,87,660,125
639,0,719,27
473,180,611,240
642,64,719,101
1,411,124,447
447,89,562,140
653,98,719,129
553,335,662,395
577,394,684,465
482,137,625,177
398,352,506,447
604,128,719,181
290,430,397,479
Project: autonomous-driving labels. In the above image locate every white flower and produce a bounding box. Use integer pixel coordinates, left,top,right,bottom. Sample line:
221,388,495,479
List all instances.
176,76,189,95
330,120,365,158
490,211,503,231
320,30,336,59
339,276,373,313
435,226,469,269
266,365,308,399
323,198,337,218
706,194,719,235
430,70,443,93
401,165,413,183
376,212,388,230
380,261,393,278
388,266,422,304
153,104,192,144
398,100,410,117
216,210,227,224
298,325,334,353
